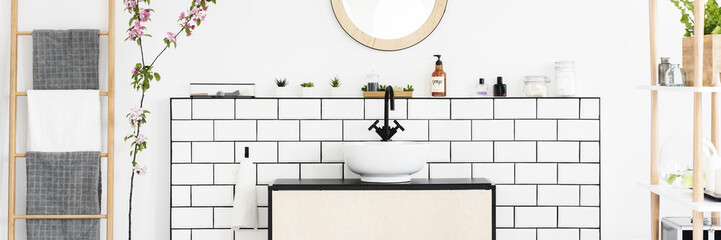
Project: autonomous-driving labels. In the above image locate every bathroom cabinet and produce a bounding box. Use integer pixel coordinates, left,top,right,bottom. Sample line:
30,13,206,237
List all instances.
268,178,495,240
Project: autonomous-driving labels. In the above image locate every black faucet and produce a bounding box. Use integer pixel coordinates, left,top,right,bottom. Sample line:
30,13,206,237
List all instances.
368,86,404,141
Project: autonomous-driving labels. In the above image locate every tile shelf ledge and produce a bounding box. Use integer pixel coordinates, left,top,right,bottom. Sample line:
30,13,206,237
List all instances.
639,182,721,212
637,85,721,92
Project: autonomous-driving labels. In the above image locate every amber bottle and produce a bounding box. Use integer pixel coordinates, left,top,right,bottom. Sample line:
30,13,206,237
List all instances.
431,55,446,97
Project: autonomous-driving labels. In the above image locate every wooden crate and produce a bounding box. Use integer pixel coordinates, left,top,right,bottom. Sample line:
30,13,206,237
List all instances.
363,91,413,98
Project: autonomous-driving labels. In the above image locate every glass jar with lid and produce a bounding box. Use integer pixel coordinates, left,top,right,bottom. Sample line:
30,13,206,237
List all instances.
555,61,577,96
523,76,550,97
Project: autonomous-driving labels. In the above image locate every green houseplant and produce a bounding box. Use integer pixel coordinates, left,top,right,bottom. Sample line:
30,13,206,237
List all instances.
671,0,721,86
300,82,315,97
275,78,288,96
329,75,342,96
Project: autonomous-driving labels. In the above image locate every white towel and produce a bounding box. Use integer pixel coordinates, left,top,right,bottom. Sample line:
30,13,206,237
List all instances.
27,90,101,152
231,159,258,230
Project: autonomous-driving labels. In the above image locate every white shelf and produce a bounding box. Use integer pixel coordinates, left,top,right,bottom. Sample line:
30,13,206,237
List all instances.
639,183,721,212
637,85,721,92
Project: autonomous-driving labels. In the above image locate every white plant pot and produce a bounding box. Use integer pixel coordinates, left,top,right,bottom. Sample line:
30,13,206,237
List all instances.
275,87,288,97
301,87,315,97
330,88,342,97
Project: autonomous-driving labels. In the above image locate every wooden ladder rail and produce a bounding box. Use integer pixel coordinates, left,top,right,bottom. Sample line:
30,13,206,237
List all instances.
648,0,660,239
8,0,115,239
648,0,709,239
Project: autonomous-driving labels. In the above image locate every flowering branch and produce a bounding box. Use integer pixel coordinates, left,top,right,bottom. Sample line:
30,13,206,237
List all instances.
122,0,215,239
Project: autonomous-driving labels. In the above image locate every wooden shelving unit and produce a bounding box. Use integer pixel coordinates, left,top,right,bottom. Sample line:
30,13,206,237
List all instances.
647,0,720,239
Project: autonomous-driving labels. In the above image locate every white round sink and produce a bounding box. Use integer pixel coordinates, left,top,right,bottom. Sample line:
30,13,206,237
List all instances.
343,142,429,183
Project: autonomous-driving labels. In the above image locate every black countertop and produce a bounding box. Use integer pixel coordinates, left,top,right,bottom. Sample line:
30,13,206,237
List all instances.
269,178,494,191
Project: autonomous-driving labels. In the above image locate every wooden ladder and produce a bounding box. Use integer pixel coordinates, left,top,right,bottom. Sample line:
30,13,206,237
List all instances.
8,0,115,239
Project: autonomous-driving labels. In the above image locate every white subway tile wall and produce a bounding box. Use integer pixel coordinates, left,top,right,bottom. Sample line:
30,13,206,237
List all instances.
452,142,494,162
451,99,493,119
278,99,321,119
408,99,450,119
213,120,256,141
365,99,408,119
515,120,557,140
321,99,364,119
472,120,514,140
300,120,343,141
192,99,235,119
495,99,536,119
170,97,601,239
236,99,278,119
537,99,579,119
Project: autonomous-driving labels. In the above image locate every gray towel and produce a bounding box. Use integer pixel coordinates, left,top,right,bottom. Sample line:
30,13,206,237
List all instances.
26,151,101,240
32,29,99,90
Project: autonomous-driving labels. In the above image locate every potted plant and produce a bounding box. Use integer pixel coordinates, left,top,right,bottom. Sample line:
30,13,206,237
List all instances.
329,75,342,96
361,84,414,98
275,78,289,97
672,0,721,86
300,82,315,97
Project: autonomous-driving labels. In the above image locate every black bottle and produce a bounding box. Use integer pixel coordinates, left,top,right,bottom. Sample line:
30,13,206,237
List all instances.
494,76,507,97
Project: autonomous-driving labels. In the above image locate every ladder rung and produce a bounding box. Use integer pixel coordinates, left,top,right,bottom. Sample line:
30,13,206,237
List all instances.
16,92,109,96
14,214,107,219
17,31,109,36
15,153,108,158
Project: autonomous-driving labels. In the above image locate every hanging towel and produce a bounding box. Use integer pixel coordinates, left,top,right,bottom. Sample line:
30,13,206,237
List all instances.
231,160,258,230
32,29,99,90
27,90,101,152
26,151,101,240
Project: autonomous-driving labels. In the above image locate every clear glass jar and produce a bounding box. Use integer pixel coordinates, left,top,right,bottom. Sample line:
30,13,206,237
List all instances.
555,61,576,96
664,64,687,87
367,71,380,91
523,76,550,97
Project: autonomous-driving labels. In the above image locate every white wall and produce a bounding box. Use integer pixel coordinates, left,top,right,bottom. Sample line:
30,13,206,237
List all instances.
0,0,708,239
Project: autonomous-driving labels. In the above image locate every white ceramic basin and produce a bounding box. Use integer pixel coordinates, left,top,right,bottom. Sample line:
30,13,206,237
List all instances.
343,142,429,183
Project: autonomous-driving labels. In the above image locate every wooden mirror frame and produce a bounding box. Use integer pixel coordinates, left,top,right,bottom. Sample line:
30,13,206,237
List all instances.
331,0,447,51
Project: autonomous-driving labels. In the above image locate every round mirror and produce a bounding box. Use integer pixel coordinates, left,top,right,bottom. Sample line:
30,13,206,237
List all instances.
331,0,447,51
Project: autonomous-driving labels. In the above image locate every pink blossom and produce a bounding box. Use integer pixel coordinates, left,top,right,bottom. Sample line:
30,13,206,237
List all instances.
178,12,186,20
127,106,144,128
166,32,177,43
139,9,152,22
124,0,137,11
127,21,145,40
131,66,140,75
133,165,147,175
135,134,148,144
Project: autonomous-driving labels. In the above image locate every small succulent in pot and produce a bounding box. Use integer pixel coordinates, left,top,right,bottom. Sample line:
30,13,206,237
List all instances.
329,76,342,97
274,78,288,87
300,82,315,97
329,76,342,88
403,84,414,92
275,78,289,97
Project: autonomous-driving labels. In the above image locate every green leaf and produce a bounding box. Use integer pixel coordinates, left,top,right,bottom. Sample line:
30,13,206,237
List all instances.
154,72,161,81
667,174,678,185
712,25,721,34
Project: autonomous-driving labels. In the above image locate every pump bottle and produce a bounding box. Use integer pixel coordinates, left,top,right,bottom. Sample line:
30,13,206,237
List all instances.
431,55,446,97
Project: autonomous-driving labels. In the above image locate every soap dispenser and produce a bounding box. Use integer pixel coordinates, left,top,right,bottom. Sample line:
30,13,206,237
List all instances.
431,55,446,97
494,76,507,97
